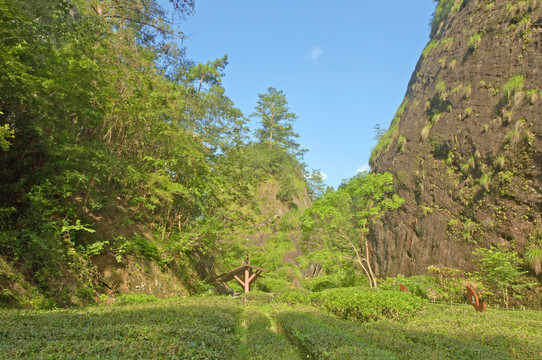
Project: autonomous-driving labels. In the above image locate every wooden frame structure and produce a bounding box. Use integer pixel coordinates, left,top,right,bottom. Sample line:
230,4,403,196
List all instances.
214,256,268,293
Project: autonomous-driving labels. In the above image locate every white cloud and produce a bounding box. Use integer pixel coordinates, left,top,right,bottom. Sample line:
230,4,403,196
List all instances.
319,171,328,180
310,46,323,61
356,164,370,174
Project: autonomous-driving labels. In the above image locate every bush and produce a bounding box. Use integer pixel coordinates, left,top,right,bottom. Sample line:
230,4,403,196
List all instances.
275,288,313,306
275,309,396,359
314,287,423,322
240,290,275,304
379,274,437,299
301,274,340,292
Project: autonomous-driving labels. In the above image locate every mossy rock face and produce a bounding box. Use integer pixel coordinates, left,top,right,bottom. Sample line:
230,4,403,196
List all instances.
370,0,542,279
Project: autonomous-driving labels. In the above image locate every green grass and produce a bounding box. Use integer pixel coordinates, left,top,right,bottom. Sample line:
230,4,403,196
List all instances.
1,295,541,359
369,97,409,165
502,75,524,107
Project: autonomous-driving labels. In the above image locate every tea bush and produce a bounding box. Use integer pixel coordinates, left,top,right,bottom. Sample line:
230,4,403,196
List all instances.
275,309,397,359
314,287,423,322
243,306,301,359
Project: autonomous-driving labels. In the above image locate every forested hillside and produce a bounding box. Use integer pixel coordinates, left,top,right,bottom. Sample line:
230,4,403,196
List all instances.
0,0,314,307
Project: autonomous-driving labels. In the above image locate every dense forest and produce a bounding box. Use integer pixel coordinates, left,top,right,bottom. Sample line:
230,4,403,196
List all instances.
0,0,328,306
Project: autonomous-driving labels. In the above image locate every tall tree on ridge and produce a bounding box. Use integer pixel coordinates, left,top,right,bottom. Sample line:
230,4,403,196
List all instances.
251,87,301,153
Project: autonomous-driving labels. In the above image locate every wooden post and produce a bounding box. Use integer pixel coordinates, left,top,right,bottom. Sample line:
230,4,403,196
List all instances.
244,268,250,293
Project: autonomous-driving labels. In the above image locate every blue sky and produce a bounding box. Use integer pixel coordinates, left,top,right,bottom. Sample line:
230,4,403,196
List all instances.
171,1,437,188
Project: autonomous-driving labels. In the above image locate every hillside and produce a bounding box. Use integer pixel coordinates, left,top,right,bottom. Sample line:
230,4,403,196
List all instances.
370,0,542,277
0,0,311,308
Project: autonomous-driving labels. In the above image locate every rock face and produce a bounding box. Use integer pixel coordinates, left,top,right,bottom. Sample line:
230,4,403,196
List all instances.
371,0,542,277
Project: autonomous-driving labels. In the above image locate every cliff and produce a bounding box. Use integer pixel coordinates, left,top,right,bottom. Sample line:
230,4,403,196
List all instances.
370,0,542,276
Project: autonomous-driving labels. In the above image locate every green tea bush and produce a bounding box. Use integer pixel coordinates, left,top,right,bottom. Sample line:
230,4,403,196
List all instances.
241,290,275,304
255,277,292,294
275,309,397,359
244,307,301,359
275,288,313,306
314,287,423,322
0,297,243,359
115,293,159,304
301,274,340,292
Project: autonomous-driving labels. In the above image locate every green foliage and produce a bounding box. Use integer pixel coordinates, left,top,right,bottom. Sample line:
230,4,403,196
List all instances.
478,172,492,192
379,274,437,299
251,87,302,154
302,172,403,286
0,123,14,151
275,288,313,306
313,287,423,322
467,32,482,50
243,306,301,359
505,119,526,147
421,123,433,140
472,245,527,307
0,297,243,359
301,274,341,292
431,0,459,37
525,229,542,276
306,169,328,201
502,75,525,107
493,155,506,170
421,40,438,62
369,97,409,166
115,293,159,304
3,295,542,359
275,308,396,359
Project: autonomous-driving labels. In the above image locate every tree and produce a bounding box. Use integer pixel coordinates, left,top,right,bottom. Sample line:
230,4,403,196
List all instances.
302,172,403,287
306,169,328,201
472,245,527,308
251,87,301,153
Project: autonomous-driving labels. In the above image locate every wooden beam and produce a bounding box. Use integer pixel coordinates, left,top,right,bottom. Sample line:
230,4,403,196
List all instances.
244,268,250,293
233,274,245,288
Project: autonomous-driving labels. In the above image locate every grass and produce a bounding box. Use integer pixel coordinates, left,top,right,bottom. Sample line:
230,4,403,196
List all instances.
1,294,541,359
502,75,524,107
369,97,409,165
468,32,482,50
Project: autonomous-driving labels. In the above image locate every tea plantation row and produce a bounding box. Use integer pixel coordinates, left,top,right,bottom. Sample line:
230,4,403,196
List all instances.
1,288,541,359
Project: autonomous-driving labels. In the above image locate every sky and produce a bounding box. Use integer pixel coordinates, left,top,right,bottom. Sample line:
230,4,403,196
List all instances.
167,1,437,188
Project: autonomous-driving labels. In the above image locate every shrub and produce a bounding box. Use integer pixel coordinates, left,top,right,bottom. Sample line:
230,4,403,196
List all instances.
241,290,275,303
302,274,340,292
468,32,482,50
379,274,437,299
473,245,527,307
505,119,526,147
421,123,433,140
275,288,313,306
493,155,506,170
275,309,395,359
314,287,423,322
502,75,524,106
431,0,457,37
369,98,409,166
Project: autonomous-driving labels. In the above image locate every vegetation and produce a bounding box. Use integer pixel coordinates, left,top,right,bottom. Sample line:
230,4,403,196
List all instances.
0,0,315,306
301,172,404,287
472,245,527,308
468,32,482,50
2,294,542,359
431,0,460,37
502,75,525,107
369,97,409,165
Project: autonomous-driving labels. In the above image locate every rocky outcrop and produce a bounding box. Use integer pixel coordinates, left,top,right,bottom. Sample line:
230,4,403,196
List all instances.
371,0,542,276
